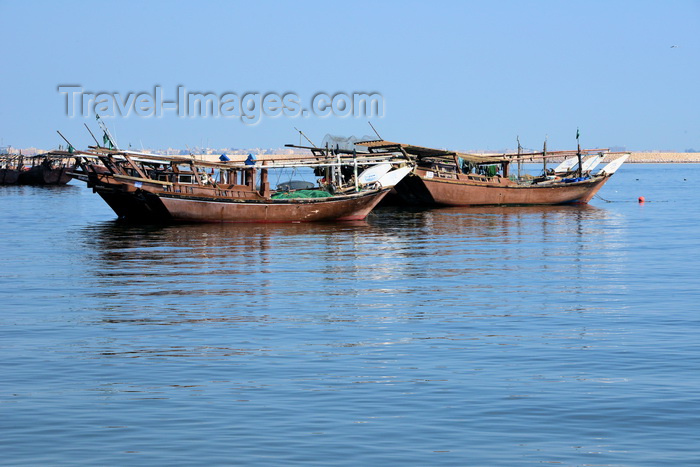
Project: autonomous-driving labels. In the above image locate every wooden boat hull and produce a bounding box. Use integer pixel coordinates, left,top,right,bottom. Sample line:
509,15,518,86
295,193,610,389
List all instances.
395,170,612,206
90,176,390,223
0,168,21,185
159,191,389,223
18,165,74,185
95,186,172,222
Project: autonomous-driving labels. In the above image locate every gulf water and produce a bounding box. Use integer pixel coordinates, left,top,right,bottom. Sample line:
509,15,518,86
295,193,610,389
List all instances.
2,164,699,466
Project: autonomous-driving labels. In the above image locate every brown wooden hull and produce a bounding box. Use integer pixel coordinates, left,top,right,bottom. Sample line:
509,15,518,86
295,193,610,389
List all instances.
158,191,389,223
88,175,390,223
395,171,612,206
0,168,21,185
95,186,173,222
18,165,74,185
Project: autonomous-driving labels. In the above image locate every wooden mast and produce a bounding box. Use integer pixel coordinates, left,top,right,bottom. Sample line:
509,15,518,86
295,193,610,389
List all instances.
517,136,522,179
576,128,582,178
543,138,547,175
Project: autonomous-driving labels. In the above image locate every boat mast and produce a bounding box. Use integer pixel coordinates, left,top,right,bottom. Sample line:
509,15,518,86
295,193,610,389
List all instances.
294,127,317,148
576,128,582,178
517,136,522,179
543,138,547,175
84,123,100,147
368,121,383,140
353,148,359,191
96,114,119,150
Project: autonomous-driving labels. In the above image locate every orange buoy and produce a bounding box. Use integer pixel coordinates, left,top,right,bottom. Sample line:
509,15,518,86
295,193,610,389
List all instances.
638,196,645,203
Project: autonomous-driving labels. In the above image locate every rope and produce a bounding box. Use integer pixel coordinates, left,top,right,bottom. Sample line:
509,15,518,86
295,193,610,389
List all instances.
595,194,667,203
273,166,301,189
274,167,283,187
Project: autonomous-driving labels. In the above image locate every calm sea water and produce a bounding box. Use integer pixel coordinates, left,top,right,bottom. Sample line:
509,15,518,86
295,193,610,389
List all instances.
2,164,699,466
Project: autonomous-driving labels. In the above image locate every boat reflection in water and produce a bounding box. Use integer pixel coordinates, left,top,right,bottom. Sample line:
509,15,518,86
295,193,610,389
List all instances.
79,219,382,328
79,202,628,345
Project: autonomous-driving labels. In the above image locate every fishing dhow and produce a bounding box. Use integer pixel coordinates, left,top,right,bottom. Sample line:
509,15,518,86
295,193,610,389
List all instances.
353,139,629,206
0,153,76,185
69,145,411,224
63,119,628,221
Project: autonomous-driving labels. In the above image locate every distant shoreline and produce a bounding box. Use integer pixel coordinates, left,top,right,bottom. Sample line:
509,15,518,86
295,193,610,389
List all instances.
145,151,700,164
518,152,700,164
606,152,700,163
3,150,699,164
202,152,700,164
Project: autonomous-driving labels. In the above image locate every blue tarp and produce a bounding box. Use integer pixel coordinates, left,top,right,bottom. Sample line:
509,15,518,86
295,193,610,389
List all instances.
562,176,591,183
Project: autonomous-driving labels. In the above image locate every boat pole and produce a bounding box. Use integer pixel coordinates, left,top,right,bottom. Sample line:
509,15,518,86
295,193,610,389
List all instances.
353,148,359,191
517,136,522,179
56,130,75,150
337,148,342,187
84,123,101,147
576,128,582,178
543,138,547,175
294,127,317,148
368,121,383,140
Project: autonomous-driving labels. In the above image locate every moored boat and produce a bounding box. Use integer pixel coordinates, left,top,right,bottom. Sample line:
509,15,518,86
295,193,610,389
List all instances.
17,154,75,185
0,155,22,185
354,140,629,206
71,146,411,223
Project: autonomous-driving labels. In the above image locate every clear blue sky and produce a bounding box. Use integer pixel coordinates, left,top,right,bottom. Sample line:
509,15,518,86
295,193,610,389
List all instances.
1,0,698,151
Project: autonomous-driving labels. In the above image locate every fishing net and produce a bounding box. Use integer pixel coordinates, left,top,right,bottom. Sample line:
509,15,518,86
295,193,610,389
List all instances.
321,134,376,153
271,189,333,199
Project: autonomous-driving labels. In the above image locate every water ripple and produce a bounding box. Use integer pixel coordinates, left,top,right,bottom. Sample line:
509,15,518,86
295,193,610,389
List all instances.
2,168,700,465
